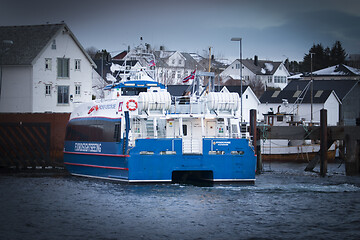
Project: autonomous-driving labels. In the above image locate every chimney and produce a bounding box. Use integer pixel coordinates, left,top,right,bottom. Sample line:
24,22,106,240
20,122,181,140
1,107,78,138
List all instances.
254,55,258,66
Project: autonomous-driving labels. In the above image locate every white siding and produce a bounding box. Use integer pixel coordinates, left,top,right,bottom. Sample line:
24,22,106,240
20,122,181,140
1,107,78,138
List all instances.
324,93,340,126
240,87,259,123
258,93,340,125
270,64,289,90
32,31,93,112
0,66,33,112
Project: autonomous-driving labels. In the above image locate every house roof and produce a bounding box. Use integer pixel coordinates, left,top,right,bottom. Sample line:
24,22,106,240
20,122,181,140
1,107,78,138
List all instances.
220,85,249,95
0,23,96,67
310,64,360,77
153,51,205,70
94,59,140,83
259,89,337,104
166,85,190,96
239,59,282,75
284,80,358,100
112,51,128,60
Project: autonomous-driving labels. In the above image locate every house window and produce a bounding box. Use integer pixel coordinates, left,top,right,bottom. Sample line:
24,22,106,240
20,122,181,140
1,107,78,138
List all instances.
268,76,272,83
51,40,56,50
246,94,248,99
57,58,70,78
172,71,175,78
45,58,52,70
236,63,240,69
45,85,51,96
172,59,175,65
177,71,181,78
179,60,182,65
57,86,69,104
75,85,81,96
75,59,81,71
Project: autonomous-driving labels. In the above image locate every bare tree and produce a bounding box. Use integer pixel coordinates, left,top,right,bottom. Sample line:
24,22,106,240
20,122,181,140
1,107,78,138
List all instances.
247,78,265,98
85,46,99,59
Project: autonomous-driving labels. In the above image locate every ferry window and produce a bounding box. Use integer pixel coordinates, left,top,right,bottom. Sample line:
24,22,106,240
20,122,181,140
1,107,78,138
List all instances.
114,123,121,142
57,58,69,78
121,87,147,96
57,86,69,104
45,58,52,70
65,119,118,142
88,124,104,141
182,125,188,136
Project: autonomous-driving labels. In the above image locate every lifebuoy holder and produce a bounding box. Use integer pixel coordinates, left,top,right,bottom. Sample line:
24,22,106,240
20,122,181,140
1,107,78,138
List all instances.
126,99,138,111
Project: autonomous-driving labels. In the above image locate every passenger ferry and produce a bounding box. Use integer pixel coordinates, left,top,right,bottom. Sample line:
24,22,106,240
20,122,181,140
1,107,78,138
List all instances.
63,66,256,183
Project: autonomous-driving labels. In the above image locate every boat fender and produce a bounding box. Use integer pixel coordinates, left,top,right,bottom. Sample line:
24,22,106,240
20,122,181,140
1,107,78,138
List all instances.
126,99,138,111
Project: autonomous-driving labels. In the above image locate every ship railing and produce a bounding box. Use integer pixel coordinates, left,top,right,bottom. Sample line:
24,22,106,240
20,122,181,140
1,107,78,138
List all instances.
170,96,238,115
170,96,206,114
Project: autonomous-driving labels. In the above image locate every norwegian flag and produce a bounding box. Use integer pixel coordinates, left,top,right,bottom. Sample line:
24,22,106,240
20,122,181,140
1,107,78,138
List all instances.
183,70,196,83
149,60,156,67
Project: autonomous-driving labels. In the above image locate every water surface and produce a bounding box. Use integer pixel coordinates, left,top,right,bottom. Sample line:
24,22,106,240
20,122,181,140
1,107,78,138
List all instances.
1,163,359,240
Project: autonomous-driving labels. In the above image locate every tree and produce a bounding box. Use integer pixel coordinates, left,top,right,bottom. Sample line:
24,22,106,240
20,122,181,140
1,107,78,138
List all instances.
303,44,326,72
330,41,347,65
85,46,99,59
248,78,264,98
289,61,301,73
302,41,347,73
94,49,111,61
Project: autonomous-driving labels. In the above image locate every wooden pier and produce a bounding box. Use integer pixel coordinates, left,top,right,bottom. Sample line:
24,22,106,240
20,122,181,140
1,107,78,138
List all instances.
251,109,360,176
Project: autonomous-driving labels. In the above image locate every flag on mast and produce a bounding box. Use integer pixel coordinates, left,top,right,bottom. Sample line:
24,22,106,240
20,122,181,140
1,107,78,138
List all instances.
183,69,196,83
149,60,156,67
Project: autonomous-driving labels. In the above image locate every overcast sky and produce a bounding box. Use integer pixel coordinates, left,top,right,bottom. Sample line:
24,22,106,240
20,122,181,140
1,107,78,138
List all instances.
1,0,360,62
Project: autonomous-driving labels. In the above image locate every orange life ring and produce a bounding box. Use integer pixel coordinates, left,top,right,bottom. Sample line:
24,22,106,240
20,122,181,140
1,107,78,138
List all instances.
126,99,138,111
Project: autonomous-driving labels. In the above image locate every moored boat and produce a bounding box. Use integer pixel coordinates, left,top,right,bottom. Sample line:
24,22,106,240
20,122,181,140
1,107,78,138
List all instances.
63,66,256,183
260,111,336,163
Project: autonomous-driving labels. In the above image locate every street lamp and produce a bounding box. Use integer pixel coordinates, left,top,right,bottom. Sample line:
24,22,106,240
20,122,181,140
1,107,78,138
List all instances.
0,40,13,99
310,52,315,124
231,37,243,122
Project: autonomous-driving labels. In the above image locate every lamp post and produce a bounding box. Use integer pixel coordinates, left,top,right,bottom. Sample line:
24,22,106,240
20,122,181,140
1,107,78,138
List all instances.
310,52,315,124
231,37,242,122
0,40,13,99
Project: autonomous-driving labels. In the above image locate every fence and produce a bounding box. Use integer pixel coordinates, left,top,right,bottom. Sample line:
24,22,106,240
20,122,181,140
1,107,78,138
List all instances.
0,113,70,168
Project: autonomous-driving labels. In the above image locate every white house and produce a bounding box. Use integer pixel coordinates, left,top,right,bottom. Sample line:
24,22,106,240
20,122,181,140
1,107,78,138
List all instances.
0,23,96,113
220,56,290,90
220,85,260,123
259,89,341,126
153,50,206,85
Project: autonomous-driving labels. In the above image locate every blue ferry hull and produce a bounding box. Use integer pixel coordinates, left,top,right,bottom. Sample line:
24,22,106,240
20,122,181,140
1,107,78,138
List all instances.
64,138,256,183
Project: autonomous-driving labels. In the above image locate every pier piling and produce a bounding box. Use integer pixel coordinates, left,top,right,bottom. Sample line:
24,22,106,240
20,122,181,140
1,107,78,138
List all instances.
320,109,327,177
250,109,262,174
257,109,360,176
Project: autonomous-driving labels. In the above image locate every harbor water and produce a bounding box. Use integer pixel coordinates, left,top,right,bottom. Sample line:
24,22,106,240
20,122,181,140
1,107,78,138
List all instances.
1,163,360,240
